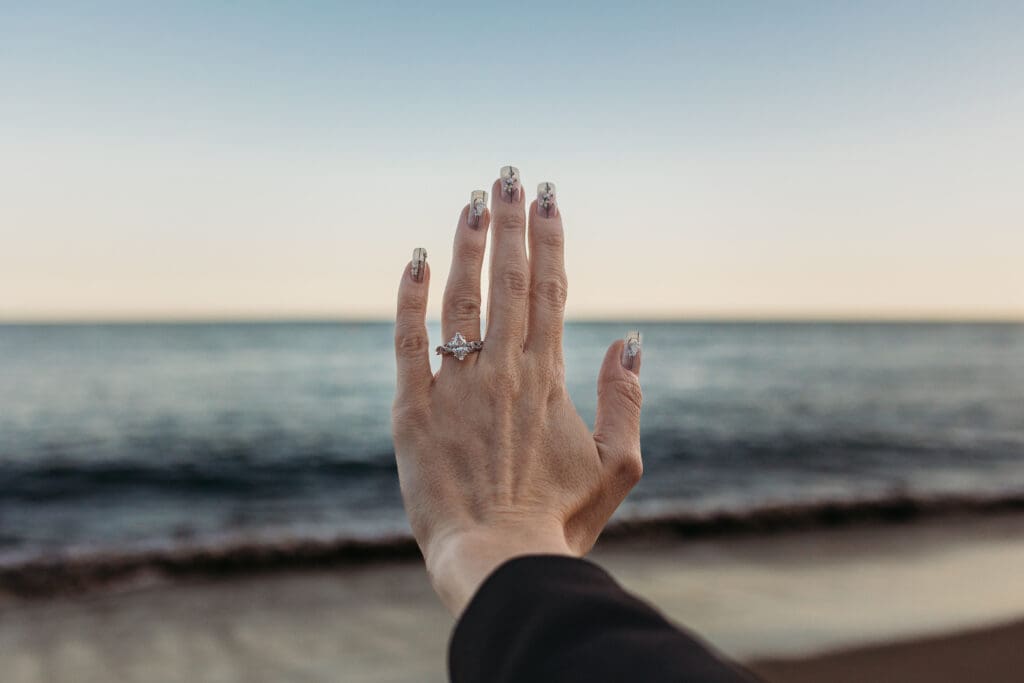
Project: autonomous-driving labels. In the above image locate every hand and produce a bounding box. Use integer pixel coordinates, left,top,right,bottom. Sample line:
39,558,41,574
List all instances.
391,168,644,616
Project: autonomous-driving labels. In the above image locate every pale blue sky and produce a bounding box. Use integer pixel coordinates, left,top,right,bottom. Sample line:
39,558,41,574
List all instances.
2,2,1022,319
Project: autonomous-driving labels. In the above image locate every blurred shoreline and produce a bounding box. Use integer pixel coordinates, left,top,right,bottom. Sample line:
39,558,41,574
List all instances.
4,510,1024,682
3,489,1024,600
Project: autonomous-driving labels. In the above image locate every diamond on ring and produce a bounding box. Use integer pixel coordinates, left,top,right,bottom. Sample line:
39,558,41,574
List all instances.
436,332,484,361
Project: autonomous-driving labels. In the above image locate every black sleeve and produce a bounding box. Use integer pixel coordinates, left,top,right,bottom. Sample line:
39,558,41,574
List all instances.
449,555,758,682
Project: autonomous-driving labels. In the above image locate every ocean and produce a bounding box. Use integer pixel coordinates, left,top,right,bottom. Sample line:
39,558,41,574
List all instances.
1,321,1023,573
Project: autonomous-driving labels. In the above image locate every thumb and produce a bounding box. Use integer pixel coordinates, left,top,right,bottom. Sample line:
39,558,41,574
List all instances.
593,331,644,485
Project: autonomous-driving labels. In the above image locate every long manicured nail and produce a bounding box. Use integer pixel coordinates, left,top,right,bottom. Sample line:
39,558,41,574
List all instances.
622,330,642,374
469,190,487,229
537,182,557,218
500,165,521,202
411,247,427,283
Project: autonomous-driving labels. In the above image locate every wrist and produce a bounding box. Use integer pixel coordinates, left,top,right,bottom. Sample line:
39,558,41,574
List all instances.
425,522,573,617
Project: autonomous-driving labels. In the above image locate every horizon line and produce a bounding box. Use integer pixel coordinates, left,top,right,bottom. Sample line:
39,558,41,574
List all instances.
1,313,1023,326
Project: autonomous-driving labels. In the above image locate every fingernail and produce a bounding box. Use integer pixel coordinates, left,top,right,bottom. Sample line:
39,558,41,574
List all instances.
469,190,487,229
500,165,521,202
411,247,427,283
621,330,642,374
537,182,557,218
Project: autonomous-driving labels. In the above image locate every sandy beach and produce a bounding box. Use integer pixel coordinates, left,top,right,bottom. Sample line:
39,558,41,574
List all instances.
3,512,1024,682
751,619,1024,683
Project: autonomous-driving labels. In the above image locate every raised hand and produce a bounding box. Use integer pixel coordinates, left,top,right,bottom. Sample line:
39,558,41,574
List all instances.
392,167,644,615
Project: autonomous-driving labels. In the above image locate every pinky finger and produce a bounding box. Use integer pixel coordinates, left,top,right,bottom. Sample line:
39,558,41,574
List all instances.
394,247,433,402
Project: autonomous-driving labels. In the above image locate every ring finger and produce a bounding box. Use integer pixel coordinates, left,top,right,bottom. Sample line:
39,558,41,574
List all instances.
440,190,489,367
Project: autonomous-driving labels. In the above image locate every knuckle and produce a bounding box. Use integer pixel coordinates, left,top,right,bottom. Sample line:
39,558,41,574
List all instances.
546,381,567,405
617,452,644,486
396,294,425,319
391,401,428,433
532,275,568,310
604,377,643,418
535,229,564,250
394,329,429,358
496,212,525,233
500,268,530,298
447,294,481,320
526,353,565,390
488,364,522,395
528,325,564,357
457,237,485,263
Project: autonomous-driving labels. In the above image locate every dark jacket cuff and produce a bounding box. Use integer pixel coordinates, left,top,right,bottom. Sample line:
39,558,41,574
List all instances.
449,554,755,682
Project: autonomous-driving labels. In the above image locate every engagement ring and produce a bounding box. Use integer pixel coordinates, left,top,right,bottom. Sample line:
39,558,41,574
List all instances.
436,332,483,361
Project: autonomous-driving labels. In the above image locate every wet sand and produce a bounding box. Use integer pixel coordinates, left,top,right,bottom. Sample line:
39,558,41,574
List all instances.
3,514,1024,682
752,618,1024,683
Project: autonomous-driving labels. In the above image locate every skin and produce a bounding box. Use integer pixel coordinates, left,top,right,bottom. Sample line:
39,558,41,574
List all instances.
392,173,644,617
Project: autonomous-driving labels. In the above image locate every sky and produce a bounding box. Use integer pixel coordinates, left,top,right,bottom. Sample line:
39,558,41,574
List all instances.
2,1,1022,321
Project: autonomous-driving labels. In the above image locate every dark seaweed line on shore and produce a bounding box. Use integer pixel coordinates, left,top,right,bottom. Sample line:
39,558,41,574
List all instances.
4,491,1024,599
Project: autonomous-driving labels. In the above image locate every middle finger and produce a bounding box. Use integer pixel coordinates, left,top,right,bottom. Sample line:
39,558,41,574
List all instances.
484,166,529,354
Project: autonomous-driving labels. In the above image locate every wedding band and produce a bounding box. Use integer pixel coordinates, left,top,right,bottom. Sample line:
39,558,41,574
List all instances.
436,332,483,361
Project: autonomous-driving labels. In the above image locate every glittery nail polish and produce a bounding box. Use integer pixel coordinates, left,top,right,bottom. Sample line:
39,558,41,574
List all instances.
469,190,487,229
411,247,427,283
621,330,642,373
500,166,521,202
537,182,557,218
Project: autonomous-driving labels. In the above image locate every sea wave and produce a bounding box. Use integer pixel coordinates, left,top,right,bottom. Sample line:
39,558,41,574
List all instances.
4,490,1023,600
0,455,398,501
4,424,1021,503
